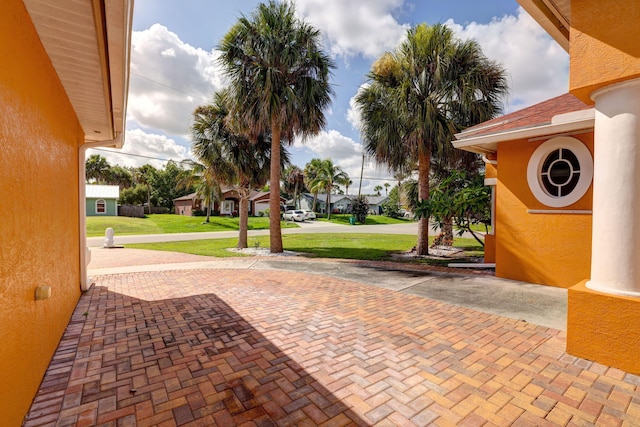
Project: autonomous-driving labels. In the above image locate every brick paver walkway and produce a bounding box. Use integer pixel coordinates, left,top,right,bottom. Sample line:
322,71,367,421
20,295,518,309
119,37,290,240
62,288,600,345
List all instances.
25,258,640,425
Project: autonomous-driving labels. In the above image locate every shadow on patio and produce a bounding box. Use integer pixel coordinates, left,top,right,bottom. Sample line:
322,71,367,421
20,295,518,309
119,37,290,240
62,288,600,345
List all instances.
24,280,365,426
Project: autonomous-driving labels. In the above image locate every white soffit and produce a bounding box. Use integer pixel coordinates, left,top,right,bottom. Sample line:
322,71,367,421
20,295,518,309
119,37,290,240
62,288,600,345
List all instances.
23,0,132,145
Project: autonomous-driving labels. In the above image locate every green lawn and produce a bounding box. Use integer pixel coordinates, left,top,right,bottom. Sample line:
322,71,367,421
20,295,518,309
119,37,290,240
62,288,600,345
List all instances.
86,214,298,237
127,233,483,262
317,214,413,225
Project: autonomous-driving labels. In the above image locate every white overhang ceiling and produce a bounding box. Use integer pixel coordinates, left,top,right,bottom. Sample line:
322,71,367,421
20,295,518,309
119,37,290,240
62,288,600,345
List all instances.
22,0,133,146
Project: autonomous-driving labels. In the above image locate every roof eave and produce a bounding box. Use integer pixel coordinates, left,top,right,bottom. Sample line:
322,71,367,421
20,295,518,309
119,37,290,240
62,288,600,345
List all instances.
23,0,133,148
517,0,570,52
453,110,595,155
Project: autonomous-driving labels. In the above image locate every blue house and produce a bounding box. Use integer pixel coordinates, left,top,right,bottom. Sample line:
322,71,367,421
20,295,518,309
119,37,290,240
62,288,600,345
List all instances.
86,185,119,216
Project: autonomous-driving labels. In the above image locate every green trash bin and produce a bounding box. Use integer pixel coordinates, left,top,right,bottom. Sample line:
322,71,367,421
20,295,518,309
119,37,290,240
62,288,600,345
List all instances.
349,216,356,225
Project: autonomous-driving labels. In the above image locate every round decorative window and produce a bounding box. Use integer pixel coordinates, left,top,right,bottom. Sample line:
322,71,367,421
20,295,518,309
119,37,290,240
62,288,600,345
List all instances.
526,136,593,208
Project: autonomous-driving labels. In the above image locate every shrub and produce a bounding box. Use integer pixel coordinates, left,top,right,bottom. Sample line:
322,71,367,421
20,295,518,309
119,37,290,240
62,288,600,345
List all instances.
351,195,369,224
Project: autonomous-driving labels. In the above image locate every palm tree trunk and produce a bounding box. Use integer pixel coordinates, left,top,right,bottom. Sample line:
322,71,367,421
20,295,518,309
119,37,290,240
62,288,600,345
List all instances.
237,190,250,248
269,119,283,253
205,189,212,223
327,189,332,220
312,192,318,212
417,150,430,255
146,184,152,215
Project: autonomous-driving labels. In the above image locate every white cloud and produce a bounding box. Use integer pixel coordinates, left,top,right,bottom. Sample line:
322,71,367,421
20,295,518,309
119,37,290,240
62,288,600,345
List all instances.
127,24,226,138
294,0,407,59
346,85,366,132
445,7,569,111
346,7,570,130
87,129,190,169
293,130,395,194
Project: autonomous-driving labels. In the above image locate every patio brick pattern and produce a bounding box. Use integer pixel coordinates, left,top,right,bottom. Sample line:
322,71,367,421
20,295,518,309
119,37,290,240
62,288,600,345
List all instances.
25,265,640,426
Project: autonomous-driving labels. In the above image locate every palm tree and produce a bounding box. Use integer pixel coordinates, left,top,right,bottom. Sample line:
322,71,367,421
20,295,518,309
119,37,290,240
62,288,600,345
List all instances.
190,91,290,248
134,164,158,212
176,160,222,224
340,178,353,196
284,166,305,209
85,154,110,184
304,158,324,212
355,23,508,255
373,185,383,196
309,159,348,220
384,182,391,195
218,1,334,253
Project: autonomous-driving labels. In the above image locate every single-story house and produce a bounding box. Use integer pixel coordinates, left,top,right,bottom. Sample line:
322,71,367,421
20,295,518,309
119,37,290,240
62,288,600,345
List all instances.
298,193,353,213
296,193,388,214
85,184,119,216
174,187,283,216
366,195,389,214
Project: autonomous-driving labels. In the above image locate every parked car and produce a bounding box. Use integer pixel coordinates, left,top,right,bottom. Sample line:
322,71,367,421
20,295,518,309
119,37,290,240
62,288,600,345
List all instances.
302,210,316,220
283,209,305,222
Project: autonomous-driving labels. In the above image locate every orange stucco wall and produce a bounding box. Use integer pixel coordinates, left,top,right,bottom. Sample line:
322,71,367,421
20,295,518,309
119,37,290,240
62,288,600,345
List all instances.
495,135,593,288
568,281,640,374
569,0,640,102
0,1,83,424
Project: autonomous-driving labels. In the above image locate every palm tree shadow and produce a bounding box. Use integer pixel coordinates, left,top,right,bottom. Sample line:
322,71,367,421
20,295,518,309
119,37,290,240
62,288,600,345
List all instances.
29,285,367,426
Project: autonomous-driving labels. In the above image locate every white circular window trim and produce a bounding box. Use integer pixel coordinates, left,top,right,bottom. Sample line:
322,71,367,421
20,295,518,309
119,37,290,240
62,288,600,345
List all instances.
526,136,593,208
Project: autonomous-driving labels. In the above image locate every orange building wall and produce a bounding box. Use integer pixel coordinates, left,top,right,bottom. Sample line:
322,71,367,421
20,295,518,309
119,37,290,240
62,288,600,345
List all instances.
495,135,593,288
570,0,640,102
0,1,84,424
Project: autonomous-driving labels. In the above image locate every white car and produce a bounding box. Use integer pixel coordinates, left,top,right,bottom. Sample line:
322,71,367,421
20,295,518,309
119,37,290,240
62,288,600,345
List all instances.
302,210,316,220
283,209,305,222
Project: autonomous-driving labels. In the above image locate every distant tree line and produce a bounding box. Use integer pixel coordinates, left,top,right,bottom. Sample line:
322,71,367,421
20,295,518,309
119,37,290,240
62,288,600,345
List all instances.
85,154,191,211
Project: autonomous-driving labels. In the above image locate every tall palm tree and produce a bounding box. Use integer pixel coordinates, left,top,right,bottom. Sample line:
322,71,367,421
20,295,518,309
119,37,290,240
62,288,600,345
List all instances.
384,182,391,195
373,185,383,196
218,0,334,253
309,159,348,220
190,91,290,248
304,158,324,212
355,23,508,255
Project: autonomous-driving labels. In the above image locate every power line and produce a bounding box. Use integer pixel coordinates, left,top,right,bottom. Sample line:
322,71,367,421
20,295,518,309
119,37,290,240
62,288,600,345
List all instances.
89,147,188,163
130,72,210,102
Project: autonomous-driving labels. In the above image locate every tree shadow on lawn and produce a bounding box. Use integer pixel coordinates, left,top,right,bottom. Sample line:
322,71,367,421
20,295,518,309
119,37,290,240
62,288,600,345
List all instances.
26,283,366,426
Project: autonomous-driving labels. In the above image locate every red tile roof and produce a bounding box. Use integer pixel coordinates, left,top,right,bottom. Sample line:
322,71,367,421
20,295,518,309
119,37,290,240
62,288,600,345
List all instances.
458,93,591,139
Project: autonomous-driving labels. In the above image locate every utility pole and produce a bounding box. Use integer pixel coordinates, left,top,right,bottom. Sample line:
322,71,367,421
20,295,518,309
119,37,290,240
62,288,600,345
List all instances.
358,153,364,196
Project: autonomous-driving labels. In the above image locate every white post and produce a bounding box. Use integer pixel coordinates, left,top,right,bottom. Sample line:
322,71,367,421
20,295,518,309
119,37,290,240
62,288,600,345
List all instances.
104,227,115,248
587,78,640,297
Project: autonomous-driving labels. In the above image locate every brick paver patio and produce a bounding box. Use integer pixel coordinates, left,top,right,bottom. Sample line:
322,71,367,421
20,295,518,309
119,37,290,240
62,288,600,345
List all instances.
25,256,640,426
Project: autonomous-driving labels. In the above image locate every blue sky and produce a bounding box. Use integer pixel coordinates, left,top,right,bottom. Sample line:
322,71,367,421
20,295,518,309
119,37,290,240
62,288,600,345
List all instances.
91,0,569,194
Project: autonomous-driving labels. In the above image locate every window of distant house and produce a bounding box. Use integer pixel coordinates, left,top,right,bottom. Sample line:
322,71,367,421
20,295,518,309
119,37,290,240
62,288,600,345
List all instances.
96,199,106,214
527,136,593,208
